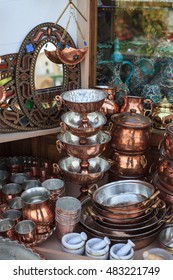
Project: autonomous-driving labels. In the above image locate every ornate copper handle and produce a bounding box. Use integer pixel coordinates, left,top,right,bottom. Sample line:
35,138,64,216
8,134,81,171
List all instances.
56,140,64,154
87,184,98,196
145,198,161,213
55,95,62,110
52,163,62,175
143,98,153,116
60,121,67,134
86,206,103,222
106,121,114,133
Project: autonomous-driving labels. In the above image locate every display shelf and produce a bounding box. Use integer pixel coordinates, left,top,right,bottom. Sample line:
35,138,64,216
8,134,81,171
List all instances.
0,127,61,144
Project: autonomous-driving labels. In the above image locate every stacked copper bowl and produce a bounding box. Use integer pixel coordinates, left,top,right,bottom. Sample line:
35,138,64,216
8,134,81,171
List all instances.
79,180,171,250
152,123,173,205
55,89,112,186
109,109,153,180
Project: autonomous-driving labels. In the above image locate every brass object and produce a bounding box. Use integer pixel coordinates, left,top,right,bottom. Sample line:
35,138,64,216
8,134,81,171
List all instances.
110,149,149,178
60,111,107,138
151,96,173,129
95,85,119,118
54,157,111,185
56,131,111,162
21,187,55,234
111,109,152,152
120,95,153,116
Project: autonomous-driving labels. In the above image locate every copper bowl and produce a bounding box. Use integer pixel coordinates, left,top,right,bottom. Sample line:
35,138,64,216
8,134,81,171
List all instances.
158,224,173,253
60,111,107,138
110,149,149,178
90,180,159,212
56,131,111,160
56,89,107,114
54,156,111,185
163,123,173,158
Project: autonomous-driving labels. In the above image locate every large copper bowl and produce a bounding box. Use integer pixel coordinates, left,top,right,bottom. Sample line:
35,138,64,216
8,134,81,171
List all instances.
56,89,107,114
56,131,111,160
157,147,173,190
60,111,107,138
54,156,111,185
90,180,159,212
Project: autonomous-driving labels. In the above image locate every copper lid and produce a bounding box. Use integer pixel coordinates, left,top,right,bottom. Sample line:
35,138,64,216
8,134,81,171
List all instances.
111,109,153,128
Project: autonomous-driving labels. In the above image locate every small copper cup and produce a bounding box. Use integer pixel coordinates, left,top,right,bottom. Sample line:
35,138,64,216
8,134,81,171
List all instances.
11,173,31,185
2,183,23,202
0,218,15,239
8,196,25,211
42,178,65,202
2,209,22,224
15,220,36,244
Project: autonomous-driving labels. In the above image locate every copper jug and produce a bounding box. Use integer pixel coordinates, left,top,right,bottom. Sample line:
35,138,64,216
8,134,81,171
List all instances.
151,96,173,129
120,95,153,116
95,85,119,118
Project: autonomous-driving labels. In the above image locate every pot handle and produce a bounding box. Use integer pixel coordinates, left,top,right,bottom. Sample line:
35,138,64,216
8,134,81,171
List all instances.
158,206,173,225
143,190,160,207
85,206,103,222
60,122,67,134
55,95,63,110
145,198,161,213
143,99,153,117
105,121,114,135
56,140,64,154
52,163,63,178
88,184,99,196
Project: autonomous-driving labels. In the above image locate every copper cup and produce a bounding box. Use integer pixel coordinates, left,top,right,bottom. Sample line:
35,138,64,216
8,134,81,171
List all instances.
0,218,15,239
2,183,23,202
8,196,25,211
11,173,31,185
2,209,22,224
15,220,36,244
42,178,65,202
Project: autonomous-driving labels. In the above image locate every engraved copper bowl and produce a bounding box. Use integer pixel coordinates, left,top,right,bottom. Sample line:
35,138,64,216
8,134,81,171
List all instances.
56,131,111,160
60,111,107,138
56,89,107,114
157,147,173,189
54,156,111,185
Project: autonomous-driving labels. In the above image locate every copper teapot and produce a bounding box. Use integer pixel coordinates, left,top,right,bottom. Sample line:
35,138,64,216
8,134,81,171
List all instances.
151,96,173,129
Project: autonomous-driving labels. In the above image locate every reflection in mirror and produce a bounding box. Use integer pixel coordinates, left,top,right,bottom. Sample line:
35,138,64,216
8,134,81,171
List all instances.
34,42,63,90
34,42,63,109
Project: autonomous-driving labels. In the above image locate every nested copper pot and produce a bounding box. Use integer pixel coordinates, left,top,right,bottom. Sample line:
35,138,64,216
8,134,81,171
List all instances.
111,109,153,152
157,147,173,190
163,123,173,159
110,149,149,178
21,187,55,234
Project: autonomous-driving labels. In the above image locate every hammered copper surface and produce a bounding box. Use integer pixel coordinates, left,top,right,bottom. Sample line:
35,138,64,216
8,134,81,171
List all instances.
111,110,152,152
120,95,153,116
157,147,173,189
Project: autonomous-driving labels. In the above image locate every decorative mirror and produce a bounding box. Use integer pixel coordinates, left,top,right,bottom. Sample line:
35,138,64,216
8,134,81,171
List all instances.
0,22,81,132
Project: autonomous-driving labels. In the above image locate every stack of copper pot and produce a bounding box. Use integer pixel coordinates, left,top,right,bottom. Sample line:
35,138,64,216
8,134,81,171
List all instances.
109,108,153,180
152,123,173,205
54,89,111,186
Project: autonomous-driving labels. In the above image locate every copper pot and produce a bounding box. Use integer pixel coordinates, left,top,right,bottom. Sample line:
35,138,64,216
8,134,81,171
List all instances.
89,180,159,213
21,187,55,234
152,172,173,205
120,95,153,116
111,109,153,152
163,123,173,159
110,149,149,178
157,147,173,189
